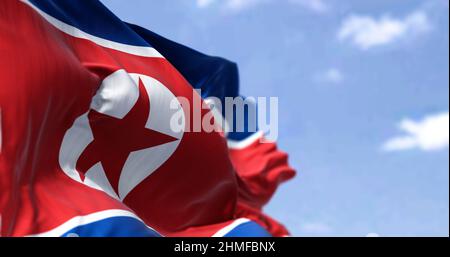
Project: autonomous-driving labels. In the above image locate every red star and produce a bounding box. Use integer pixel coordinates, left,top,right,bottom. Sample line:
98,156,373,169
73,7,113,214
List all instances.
76,78,178,193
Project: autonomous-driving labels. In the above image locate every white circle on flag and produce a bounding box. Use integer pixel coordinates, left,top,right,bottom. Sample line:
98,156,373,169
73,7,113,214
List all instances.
59,70,185,200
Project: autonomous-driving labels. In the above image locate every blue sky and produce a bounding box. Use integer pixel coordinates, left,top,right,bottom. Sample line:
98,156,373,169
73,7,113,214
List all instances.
101,0,449,236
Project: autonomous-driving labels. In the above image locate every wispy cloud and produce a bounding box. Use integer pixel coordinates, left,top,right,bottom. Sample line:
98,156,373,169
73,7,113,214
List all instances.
382,112,449,152
195,0,266,10
314,68,344,84
195,0,329,13
288,0,328,13
338,11,431,50
196,0,215,8
301,222,333,234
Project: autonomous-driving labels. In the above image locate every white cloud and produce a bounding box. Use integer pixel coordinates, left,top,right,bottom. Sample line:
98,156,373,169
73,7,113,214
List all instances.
366,232,380,237
225,0,263,11
383,112,449,152
289,0,328,13
315,68,344,84
195,0,265,11
194,0,329,13
196,0,215,8
301,222,333,234
338,11,431,50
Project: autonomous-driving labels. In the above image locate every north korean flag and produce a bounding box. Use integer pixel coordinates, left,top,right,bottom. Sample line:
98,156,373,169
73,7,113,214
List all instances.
0,0,295,237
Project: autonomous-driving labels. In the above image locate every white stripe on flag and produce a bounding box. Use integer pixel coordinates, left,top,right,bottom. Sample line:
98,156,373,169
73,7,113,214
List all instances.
27,209,155,237
227,131,264,150
212,218,251,237
21,0,164,58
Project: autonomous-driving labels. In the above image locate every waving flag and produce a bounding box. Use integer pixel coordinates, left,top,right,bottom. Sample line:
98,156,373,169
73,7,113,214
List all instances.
0,0,295,237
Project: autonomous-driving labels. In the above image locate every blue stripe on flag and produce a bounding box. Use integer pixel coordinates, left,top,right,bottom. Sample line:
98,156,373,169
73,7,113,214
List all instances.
28,0,150,47
61,216,160,237
223,221,272,237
